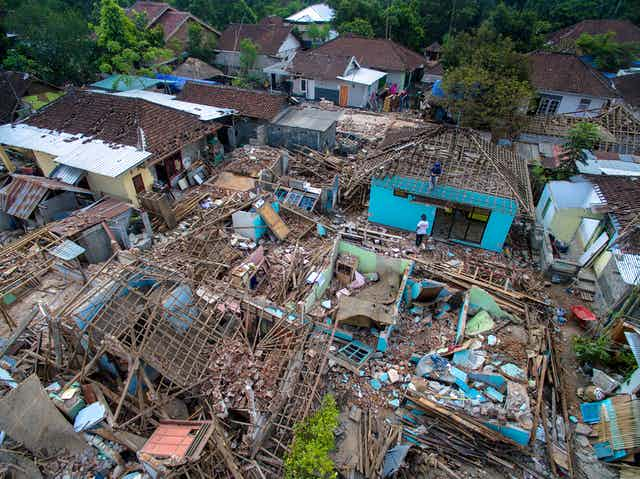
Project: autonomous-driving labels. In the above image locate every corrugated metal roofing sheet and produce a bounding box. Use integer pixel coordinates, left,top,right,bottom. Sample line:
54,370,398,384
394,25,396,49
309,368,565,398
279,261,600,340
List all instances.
49,239,85,261
0,179,48,219
0,124,152,178
90,74,162,92
625,332,640,366
49,197,134,237
0,175,92,220
49,165,85,185
613,252,640,285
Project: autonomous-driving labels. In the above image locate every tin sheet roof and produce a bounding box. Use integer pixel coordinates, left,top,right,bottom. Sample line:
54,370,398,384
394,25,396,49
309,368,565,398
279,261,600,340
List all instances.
49,197,134,237
613,252,640,285
49,164,86,185
0,124,152,178
110,89,235,120
0,174,91,219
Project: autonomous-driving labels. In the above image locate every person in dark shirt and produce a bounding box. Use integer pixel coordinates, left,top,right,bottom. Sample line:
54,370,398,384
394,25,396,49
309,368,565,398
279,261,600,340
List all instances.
430,161,442,190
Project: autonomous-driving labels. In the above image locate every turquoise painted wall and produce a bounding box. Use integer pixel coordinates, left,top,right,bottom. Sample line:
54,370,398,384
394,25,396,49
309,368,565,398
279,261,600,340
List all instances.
368,181,437,234
480,210,514,252
368,177,517,252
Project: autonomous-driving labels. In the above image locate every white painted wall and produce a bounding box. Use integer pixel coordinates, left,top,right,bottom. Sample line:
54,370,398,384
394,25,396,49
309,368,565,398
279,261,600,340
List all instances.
539,89,608,116
345,82,369,108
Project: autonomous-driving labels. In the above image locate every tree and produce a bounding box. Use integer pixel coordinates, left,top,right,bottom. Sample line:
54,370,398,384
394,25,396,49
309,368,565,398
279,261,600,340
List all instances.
307,24,331,44
566,122,600,164
576,32,640,72
187,22,216,61
337,18,375,38
441,26,534,137
239,38,258,74
284,395,339,479
384,0,425,50
484,3,551,52
92,0,172,76
2,0,97,84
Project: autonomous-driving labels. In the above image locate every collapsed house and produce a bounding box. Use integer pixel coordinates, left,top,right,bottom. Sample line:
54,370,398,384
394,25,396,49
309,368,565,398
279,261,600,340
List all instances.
0,89,233,206
367,126,534,252
537,175,640,304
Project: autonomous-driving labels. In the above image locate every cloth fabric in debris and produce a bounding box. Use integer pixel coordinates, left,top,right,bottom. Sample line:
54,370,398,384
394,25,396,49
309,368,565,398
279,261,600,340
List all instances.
74,402,107,432
465,310,495,336
383,444,411,477
469,287,514,321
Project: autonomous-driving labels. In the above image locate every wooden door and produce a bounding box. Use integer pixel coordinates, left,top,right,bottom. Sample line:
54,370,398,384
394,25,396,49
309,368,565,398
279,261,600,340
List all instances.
132,174,146,194
339,84,349,106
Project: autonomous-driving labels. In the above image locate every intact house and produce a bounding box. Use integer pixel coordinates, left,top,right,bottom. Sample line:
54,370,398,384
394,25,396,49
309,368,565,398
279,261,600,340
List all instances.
0,174,95,231
216,17,301,77
128,1,220,52
177,82,289,146
546,19,640,52
0,89,234,207
267,106,341,151
367,127,534,253
528,51,618,116
536,174,640,305
312,34,425,89
0,71,63,124
284,3,337,48
273,51,386,108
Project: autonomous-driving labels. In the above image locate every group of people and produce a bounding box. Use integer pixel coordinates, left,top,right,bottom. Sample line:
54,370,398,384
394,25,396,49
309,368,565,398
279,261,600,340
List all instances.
368,83,410,112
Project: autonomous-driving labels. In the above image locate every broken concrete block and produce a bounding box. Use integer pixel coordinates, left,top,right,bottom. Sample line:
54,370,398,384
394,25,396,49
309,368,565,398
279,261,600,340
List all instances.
388,368,400,384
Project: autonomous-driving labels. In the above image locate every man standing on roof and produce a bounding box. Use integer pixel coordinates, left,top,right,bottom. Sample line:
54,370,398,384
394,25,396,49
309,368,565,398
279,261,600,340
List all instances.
430,161,442,190
415,214,429,249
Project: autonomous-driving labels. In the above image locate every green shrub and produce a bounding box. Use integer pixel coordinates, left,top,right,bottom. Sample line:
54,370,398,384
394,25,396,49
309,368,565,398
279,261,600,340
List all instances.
573,334,612,364
284,394,339,479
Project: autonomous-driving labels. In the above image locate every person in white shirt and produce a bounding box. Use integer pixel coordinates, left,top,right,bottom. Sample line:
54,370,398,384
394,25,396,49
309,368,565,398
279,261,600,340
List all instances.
415,214,429,248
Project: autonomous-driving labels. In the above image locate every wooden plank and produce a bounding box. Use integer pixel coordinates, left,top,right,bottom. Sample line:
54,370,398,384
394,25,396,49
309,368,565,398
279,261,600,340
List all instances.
256,200,290,240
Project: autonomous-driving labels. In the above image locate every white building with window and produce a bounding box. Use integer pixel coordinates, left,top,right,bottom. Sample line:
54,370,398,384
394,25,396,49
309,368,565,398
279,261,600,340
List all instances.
529,51,617,116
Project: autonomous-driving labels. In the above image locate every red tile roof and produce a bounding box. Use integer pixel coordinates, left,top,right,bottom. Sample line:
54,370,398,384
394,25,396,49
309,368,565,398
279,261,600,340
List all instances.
177,82,288,120
129,1,219,39
24,89,218,163
287,51,352,81
0,71,33,124
218,18,294,55
313,35,425,72
547,19,640,45
129,1,173,26
528,51,617,98
614,73,640,108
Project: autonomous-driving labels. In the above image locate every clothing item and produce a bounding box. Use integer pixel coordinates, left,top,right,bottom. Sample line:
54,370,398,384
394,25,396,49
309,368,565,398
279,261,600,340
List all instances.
415,234,425,247
416,220,429,235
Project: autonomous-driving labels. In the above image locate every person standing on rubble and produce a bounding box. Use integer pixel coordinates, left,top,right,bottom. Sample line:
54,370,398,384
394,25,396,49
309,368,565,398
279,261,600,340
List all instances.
415,214,429,248
430,161,442,190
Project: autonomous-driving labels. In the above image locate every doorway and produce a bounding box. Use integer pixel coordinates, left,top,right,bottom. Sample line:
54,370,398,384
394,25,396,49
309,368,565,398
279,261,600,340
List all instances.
432,206,490,245
339,85,349,106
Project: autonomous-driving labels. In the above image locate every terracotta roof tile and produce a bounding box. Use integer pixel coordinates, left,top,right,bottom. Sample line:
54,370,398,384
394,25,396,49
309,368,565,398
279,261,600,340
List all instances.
218,19,294,55
528,51,617,98
0,72,33,124
313,35,424,72
24,90,216,163
156,10,190,40
129,1,173,26
614,73,640,108
547,19,640,45
287,51,352,81
177,82,287,120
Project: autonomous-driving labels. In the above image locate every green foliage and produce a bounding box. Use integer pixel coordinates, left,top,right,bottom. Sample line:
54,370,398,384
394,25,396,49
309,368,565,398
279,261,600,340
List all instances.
187,22,216,62
307,24,331,43
239,38,258,73
170,0,257,30
576,32,640,72
2,0,97,85
92,0,173,76
573,335,612,364
441,26,533,136
338,18,374,38
284,394,339,479
484,3,551,52
566,122,601,163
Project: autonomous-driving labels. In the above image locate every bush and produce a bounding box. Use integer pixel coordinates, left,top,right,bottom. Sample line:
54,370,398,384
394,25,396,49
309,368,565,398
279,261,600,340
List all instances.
284,394,339,479
573,335,612,364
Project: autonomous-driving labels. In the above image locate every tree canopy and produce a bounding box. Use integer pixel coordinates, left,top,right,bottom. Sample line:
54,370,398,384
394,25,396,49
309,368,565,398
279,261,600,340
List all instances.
440,26,534,136
92,0,173,75
576,32,640,72
2,0,97,84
